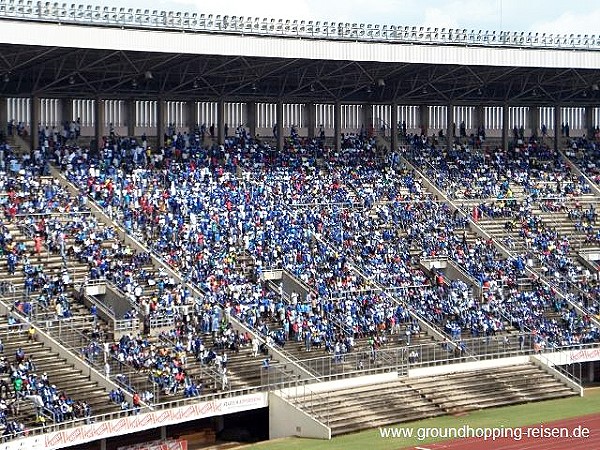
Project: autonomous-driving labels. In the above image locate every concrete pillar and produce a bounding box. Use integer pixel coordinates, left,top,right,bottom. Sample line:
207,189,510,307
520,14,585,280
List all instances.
30,96,40,150
502,103,509,151
554,105,561,151
306,102,315,139
390,102,398,151
100,438,107,450
585,105,594,137
589,362,595,383
419,104,429,136
127,99,136,137
61,98,73,127
217,99,225,145
160,426,167,440
333,102,341,151
363,103,373,136
276,101,283,151
156,98,165,148
94,98,104,153
446,104,454,147
245,101,256,138
186,100,196,133
0,97,7,139
475,105,485,129
529,106,540,137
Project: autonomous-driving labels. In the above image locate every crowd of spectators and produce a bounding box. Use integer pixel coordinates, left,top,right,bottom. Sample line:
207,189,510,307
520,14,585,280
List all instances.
47,130,597,353
0,124,598,434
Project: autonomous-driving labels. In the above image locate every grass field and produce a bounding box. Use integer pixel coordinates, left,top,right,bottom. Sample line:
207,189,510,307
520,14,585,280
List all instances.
244,388,600,450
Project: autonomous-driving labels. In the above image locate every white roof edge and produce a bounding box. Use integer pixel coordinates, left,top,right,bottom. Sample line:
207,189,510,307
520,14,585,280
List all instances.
0,20,599,69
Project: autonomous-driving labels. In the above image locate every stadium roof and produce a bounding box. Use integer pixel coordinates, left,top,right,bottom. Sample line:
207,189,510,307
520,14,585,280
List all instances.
0,1,598,106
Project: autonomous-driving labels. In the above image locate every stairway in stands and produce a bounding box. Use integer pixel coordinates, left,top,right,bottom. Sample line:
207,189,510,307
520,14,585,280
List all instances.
405,362,576,413
294,378,443,436
290,362,577,436
0,321,120,430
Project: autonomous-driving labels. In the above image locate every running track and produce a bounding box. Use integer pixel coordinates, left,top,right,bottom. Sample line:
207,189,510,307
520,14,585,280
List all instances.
404,414,600,450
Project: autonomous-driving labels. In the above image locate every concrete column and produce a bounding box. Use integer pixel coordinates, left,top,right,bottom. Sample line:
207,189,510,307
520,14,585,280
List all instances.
0,97,7,139
160,426,167,440
475,105,485,129
363,103,373,136
245,101,256,138
419,104,429,136
100,438,107,450
30,96,40,150
529,105,540,137
446,104,454,147
276,101,283,151
502,103,509,151
127,99,136,137
217,99,225,145
333,102,341,151
305,102,315,139
61,98,73,127
94,98,104,153
156,98,165,148
585,105,594,137
554,105,561,151
186,100,196,133
390,102,398,151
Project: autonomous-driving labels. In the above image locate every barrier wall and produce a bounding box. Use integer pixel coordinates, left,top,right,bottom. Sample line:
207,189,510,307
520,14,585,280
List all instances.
0,393,268,450
408,356,530,378
541,348,600,365
269,392,331,440
278,372,399,398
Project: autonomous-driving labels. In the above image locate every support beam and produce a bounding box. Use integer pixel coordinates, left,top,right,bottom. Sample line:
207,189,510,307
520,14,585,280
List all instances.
127,99,136,138
585,105,594,137
0,97,7,139
554,105,561,152
333,101,341,151
502,103,509,151
61,98,73,128
186,100,197,133
529,105,540,138
276,101,283,151
306,102,315,139
419,104,429,136
390,102,398,152
363,103,373,137
94,98,104,153
30,96,40,151
475,105,485,130
246,101,256,138
156,98,165,148
217,99,225,145
446,104,454,147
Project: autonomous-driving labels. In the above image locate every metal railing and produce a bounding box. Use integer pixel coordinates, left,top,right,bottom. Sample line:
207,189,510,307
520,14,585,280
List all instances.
290,333,600,376
52,165,321,386
278,382,332,427
4,383,271,442
0,1,598,50
299,347,408,381
401,154,600,330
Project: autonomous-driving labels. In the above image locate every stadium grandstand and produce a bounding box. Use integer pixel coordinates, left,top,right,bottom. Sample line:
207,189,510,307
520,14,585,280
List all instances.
0,1,597,449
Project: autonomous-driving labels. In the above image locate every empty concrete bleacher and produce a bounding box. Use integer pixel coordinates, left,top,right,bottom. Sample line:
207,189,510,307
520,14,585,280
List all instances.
290,361,577,436
291,379,443,436
405,362,577,413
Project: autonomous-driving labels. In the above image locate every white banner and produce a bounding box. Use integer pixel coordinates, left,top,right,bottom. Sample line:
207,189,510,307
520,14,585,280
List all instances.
0,393,268,450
